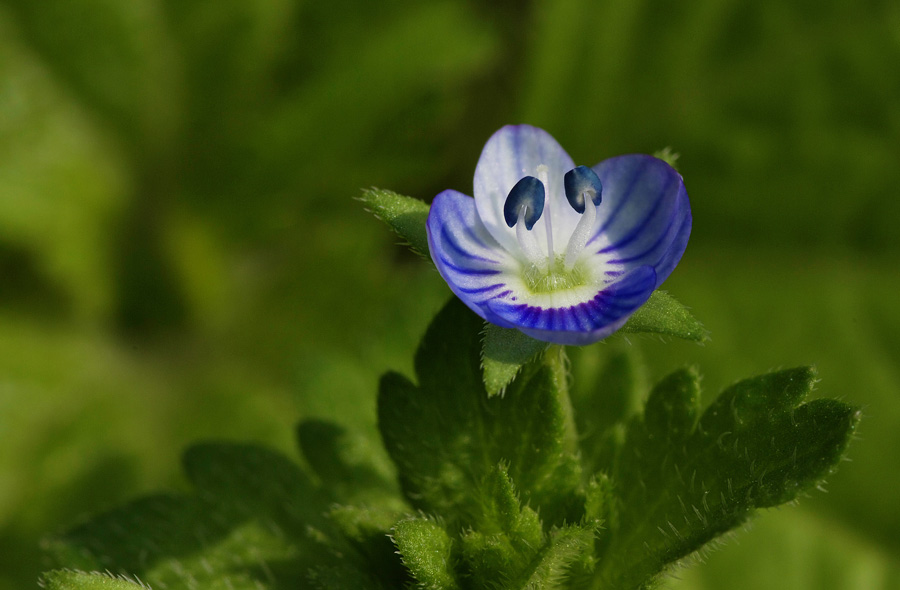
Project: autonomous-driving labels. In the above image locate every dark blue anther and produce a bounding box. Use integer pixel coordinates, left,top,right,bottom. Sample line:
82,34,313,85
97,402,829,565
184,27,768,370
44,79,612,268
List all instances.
503,176,545,230
563,165,603,213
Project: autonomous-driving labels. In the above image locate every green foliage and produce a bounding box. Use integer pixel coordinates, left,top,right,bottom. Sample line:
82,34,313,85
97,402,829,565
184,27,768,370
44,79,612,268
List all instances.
358,189,431,259
620,291,708,341
3,0,898,588
378,299,581,528
44,445,318,590
481,323,550,397
393,518,459,590
296,419,400,506
595,367,860,589
40,571,149,590
42,298,858,590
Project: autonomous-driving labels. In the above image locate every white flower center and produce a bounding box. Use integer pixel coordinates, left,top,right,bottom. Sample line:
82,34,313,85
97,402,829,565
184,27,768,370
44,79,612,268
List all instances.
503,163,604,295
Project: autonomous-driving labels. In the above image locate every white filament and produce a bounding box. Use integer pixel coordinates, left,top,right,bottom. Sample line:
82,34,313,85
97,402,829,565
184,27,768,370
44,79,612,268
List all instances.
564,195,598,269
516,208,544,265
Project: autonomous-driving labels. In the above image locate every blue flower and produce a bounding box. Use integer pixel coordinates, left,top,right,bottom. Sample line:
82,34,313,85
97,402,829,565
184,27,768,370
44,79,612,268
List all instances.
426,125,691,345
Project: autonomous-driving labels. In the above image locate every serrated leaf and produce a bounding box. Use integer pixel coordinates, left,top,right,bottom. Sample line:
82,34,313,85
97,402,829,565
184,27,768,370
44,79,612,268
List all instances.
460,465,544,585
393,518,459,590
378,298,580,528
44,444,343,590
517,525,596,590
595,367,860,589
327,504,408,583
297,419,402,506
359,188,431,258
182,442,331,534
40,570,149,590
481,323,549,396
620,291,708,341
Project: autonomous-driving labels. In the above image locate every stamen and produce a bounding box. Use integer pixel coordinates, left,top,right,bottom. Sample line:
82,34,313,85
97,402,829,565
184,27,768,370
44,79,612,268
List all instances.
516,208,544,265
503,176,544,230
535,164,554,262
564,191,599,269
564,165,603,213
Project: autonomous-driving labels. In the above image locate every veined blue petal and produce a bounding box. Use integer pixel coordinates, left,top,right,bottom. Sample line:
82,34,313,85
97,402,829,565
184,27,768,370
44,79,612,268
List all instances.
427,190,519,327
425,126,691,346
485,266,658,345
473,125,580,257
589,155,691,287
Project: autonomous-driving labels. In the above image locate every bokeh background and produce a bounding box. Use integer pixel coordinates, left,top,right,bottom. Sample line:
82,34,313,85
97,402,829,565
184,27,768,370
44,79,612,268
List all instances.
1,0,899,588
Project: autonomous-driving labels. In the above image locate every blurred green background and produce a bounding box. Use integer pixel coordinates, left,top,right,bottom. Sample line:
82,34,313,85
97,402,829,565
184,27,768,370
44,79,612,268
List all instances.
0,0,898,588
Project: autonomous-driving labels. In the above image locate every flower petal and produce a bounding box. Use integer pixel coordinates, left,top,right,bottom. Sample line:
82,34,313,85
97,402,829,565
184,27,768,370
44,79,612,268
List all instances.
427,189,519,327
588,155,691,286
473,125,579,257
485,265,658,345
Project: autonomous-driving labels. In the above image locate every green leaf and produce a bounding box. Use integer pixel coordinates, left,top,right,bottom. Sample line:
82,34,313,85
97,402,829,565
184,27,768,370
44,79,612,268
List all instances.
392,518,459,590
182,442,330,533
40,570,149,590
481,323,550,396
460,465,544,585
327,504,409,583
595,366,860,589
297,419,402,506
359,188,431,258
307,565,385,590
572,348,646,474
44,443,338,590
620,291,708,341
378,298,580,529
518,525,596,590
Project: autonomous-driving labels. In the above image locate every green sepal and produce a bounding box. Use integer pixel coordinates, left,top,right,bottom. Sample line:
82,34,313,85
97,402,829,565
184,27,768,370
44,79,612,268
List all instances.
596,366,860,589
652,147,680,170
620,290,708,342
40,571,149,590
481,323,550,396
359,188,430,258
392,517,460,590
378,298,580,528
480,290,703,396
